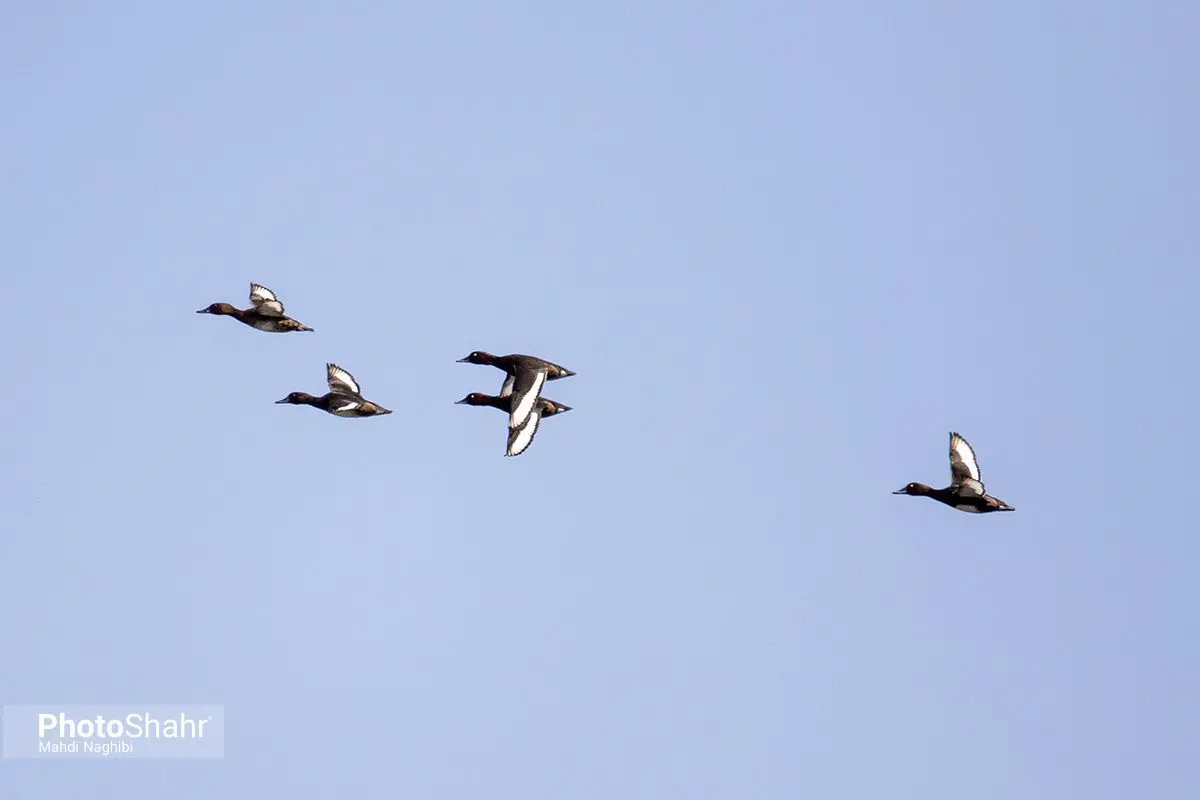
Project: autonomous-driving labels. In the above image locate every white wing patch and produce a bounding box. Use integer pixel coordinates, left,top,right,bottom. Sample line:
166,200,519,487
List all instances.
249,283,285,317
499,373,515,398
949,432,982,486
508,369,547,429
331,399,364,415
506,408,542,457
326,363,362,396
955,503,984,513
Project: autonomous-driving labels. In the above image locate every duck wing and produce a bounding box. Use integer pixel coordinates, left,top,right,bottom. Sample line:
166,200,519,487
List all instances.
249,283,285,317
506,406,543,457
326,363,363,397
949,431,985,497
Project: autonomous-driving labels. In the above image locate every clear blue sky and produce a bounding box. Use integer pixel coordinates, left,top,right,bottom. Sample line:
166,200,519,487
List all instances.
2,2,1197,797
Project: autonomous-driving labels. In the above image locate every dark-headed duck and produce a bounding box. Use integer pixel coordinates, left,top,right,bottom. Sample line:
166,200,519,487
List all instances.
454,392,573,418
894,432,1014,513
455,392,572,457
197,283,313,333
276,363,391,417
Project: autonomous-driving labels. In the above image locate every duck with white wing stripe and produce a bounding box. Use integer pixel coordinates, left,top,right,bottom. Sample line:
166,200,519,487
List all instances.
197,282,314,333
276,363,392,418
894,432,1014,513
455,392,573,457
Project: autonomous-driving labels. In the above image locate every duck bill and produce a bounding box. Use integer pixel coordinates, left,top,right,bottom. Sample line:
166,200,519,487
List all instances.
892,487,908,494
274,398,291,404
455,356,472,363
196,308,212,314
453,398,470,404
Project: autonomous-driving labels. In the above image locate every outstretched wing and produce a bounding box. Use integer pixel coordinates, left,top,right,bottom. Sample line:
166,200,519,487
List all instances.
949,432,985,496
506,407,543,457
326,363,362,397
249,283,285,317
507,367,547,430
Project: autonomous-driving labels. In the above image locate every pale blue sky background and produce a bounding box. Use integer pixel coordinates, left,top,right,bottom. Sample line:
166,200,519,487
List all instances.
1,2,1197,797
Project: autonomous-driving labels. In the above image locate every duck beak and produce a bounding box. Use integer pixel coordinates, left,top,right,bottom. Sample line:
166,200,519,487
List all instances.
275,397,290,404
556,404,573,413
892,488,908,494
196,308,211,314
560,369,577,378
456,356,471,363
454,398,470,404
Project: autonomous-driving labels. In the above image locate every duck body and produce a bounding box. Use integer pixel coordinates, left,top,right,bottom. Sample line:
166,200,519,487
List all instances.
276,391,392,417
893,482,1014,513
456,352,576,382
454,392,572,418
894,432,1014,514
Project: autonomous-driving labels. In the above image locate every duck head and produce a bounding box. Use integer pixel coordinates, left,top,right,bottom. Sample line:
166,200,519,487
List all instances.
455,392,494,405
456,351,496,365
276,391,319,406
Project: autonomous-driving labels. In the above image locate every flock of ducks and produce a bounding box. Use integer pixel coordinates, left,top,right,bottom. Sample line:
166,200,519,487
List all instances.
198,283,1014,510
197,282,576,457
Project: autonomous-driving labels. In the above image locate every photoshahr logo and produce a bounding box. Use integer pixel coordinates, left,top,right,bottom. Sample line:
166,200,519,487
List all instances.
2,705,225,759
